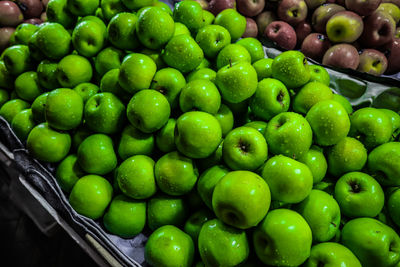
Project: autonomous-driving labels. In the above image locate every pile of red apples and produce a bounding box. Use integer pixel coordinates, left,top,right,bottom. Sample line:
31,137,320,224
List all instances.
200,0,400,76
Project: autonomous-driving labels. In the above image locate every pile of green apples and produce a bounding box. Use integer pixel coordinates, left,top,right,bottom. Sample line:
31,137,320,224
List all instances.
1,0,400,266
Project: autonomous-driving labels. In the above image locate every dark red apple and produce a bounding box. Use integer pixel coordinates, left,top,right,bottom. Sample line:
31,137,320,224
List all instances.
0,1,24,27
0,27,15,52
42,0,50,8
381,38,400,74
256,11,277,36
16,0,43,18
24,18,42,25
357,49,388,75
322,43,360,69
265,21,297,50
345,0,382,16
312,3,346,33
359,10,396,47
301,33,332,60
295,21,312,45
278,0,308,25
243,17,258,37
237,0,265,17
208,0,236,15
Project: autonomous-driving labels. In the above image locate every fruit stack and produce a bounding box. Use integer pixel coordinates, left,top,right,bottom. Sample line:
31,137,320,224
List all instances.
213,0,400,76
1,0,400,266
0,0,48,51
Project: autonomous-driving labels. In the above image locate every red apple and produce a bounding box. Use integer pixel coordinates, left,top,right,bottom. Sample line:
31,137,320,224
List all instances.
265,21,297,50
16,0,43,18
0,27,15,52
243,17,258,37
381,38,400,74
278,0,309,25
0,1,24,27
345,0,382,16
357,49,388,75
359,10,396,47
295,21,312,45
256,11,277,36
301,33,332,60
208,0,236,15
24,18,42,25
322,43,360,69
237,0,265,17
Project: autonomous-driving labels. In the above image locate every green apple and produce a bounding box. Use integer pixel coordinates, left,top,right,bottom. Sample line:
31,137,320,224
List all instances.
155,118,176,153
334,172,384,218
71,126,92,151
118,124,154,160
249,78,290,121
236,37,264,63
341,217,400,267
175,111,222,159
162,34,204,73
126,89,170,133
77,133,117,175
186,68,216,83
67,0,99,16
215,9,246,41
0,99,30,123
119,53,157,94
222,126,267,171
11,108,35,141
94,46,124,76
216,44,251,70
298,146,328,184
155,151,198,196
332,94,353,114
31,93,48,123
100,0,128,22
0,60,14,90
378,3,400,24
308,65,330,86
36,60,60,90
262,155,313,203
45,88,83,131
243,121,267,136
0,90,9,108
28,31,45,62
327,137,367,177
198,219,249,266
55,154,85,193
253,209,312,266
140,48,166,69
145,225,194,267
11,23,39,45
197,165,229,209
150,67,186,107
179,79,221,114
147,193,188,230
293,81,333,114
295,189,341,242
2,45,32,75
214,104,234,137
136,7,175,50
122,0,154,10
72,18,106,57
212,170,270,229
173,22,191,36
27,123,71,162
349,107,392,149
99,69,130,102
305,242,362,267
215,61,257,104
107,12,139,51
201,10,215,27
69,174,112,219
306,100,350,146
152,1,172,14
73,83,99,103
196,140,223,171
195,25,231,59
387,188,400,228
14,71,42,102
184,209,214,245
368,142,400,186
117,155,156,199
46,0,77,29
56,55,93,88
84,92,125,134
380,108,400,139
173,0,203,33
265,112,313,159
272,50,310,88
35,23,71,60
252,58,273,81
103,194,146,238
